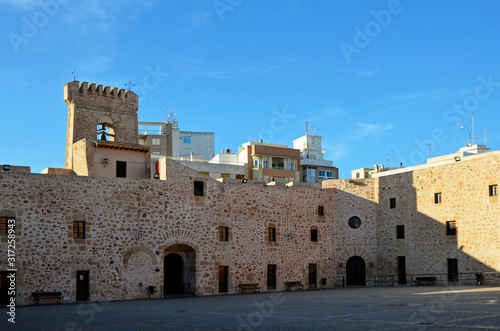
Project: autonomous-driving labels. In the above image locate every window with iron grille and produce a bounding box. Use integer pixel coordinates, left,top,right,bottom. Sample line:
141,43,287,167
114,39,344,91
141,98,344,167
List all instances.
219,226,229,241
73,221,86,239
396,225,405,239
435,192,442,204
311,228,318,242
446,221,457,236
489,185,498,197
0,217,14,236
390,198,396,209
268,227,276,242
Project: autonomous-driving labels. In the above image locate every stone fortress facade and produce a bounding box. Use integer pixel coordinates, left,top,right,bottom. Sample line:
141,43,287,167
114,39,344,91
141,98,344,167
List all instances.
0,81,498,305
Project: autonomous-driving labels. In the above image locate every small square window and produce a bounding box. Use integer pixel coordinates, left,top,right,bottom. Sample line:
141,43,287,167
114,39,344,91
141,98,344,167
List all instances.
194,181,204,196
219,226,229,241
318,206,324,216
435,193,442,204
152,138,161,145
396,225,405,239
73,221,86,239
390,198,396,209
446,221,457,236
184,137,191,144
489,185,498,197
311,229,318,242
268,227,276,242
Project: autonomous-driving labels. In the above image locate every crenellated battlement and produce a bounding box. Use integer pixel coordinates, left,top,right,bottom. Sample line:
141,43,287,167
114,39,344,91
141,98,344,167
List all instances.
64,80,138,111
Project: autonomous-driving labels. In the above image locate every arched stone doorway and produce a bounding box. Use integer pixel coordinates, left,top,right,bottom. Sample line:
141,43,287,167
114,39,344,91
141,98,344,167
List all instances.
163,244,196,296
346,256,366,286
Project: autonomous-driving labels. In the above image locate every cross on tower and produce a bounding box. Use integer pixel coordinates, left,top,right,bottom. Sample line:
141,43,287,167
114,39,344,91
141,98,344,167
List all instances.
72,69,78,81
125,81,135,91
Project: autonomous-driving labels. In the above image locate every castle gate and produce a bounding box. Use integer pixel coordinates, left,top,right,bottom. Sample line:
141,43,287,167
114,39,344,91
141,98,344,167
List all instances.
346,256,366,286
163,244,196,295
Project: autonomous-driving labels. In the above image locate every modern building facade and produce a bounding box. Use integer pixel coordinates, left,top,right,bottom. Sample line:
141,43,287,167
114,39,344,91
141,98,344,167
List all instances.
293,134,338,183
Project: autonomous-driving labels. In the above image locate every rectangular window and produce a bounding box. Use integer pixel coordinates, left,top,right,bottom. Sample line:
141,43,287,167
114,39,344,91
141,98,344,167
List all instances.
310,229,318,242
268,227,276,242
267,264,277,290
218,266,229,293
446,221,457,236
390,198,396,209
489,184,498,197
448,258,458,282
116,161,127,178
254,160,258,168
152,138,160,145
73,221,86,239
219,226,229,242
356,172,360,178
194,181,204,196
318,170,333,180
434,192,442,204
263,160,268,168
396,225,405,239
183,137,191,144
288,162,293,171
318,206,324,216
139,139,145,145
0,217,14,236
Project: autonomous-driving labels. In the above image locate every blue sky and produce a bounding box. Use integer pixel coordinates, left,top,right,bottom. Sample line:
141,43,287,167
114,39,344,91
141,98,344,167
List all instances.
1,0,500,178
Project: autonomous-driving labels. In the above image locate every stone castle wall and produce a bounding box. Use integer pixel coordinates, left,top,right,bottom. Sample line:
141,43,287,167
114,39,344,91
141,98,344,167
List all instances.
377,151,500,283
1,158,379,304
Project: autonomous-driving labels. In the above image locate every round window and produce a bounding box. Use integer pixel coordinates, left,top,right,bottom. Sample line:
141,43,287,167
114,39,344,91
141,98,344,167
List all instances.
348,216,361,229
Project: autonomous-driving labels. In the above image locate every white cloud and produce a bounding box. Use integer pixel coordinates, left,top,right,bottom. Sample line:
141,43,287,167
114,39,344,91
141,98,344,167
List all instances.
357,69,380,77
347,123,394,140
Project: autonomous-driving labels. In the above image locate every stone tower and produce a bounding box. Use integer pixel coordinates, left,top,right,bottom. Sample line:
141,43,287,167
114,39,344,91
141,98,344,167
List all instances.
64,81,150,177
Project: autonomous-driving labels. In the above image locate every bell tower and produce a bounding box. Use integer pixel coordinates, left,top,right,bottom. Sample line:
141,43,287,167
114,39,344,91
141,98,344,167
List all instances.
64,81,150,177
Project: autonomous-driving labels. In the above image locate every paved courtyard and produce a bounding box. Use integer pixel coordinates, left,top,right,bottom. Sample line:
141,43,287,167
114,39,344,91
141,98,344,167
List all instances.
2,286,500,330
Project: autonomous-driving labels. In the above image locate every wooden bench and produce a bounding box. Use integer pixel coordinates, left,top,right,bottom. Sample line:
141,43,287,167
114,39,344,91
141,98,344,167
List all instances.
238,284,261,294
32,292,63,304
284,281,303,291
413,277,436,286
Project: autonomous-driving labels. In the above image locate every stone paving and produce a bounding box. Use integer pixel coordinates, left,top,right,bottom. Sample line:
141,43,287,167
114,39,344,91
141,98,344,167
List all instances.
2,286,500,330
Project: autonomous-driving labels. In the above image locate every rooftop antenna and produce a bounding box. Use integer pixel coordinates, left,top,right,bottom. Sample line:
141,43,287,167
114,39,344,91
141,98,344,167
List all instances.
391,149,394,168
386,152,389,168
484,128,487,146
302,118,318,158
427,141,431,158
471,115,477,145
72,69,78,81
125,81,135,91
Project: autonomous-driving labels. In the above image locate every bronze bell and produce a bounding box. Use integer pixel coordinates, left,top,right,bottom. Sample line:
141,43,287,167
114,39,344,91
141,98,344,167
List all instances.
100,133,107,141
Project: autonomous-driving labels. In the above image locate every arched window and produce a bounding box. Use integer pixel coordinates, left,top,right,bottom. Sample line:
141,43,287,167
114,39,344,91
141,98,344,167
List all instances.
97,123,115,141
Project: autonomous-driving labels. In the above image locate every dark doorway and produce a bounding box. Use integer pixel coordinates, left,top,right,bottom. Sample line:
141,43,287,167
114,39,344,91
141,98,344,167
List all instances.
116,161,127,178
448,258,458,283
398,256,407,285
76,270,90,301
267,264,277,290
164,253,184,295
346,256,366,286
0,271,14,305
218,266,229,293
308,263,317,289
